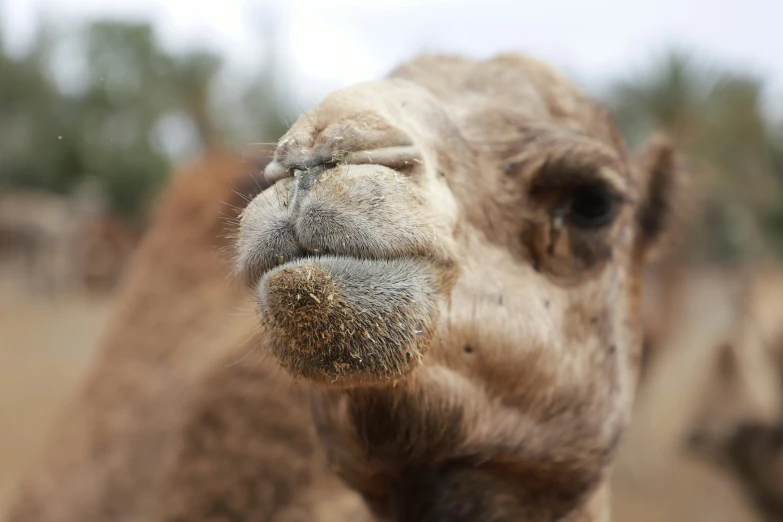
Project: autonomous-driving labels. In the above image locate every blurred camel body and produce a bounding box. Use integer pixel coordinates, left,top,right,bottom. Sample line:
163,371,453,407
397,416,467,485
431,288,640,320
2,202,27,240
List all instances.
689,264,783,522
636,260,783,521
639,264,782,444
2,150,368,522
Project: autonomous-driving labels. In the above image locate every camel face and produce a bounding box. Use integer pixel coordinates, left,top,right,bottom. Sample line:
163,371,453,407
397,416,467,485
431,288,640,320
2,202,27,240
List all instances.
236,79,467,386
237,54,679,518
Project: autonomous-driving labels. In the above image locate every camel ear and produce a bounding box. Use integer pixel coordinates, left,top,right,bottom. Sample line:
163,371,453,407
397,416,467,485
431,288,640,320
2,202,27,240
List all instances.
634,134,690,258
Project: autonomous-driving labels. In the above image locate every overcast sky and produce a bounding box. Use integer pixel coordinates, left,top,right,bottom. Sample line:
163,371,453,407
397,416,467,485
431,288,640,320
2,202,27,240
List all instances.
2,0,781,113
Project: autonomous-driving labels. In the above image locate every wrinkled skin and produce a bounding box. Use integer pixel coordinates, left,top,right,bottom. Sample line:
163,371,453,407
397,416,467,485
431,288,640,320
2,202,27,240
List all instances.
235,53,681,521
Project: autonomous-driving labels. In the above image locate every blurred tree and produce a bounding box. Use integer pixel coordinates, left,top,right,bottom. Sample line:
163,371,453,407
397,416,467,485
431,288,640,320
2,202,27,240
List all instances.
610,51,710,149
0,22,73,193
77,22,176,220
169,52,224,148
607,50,783,262
0,17,294,224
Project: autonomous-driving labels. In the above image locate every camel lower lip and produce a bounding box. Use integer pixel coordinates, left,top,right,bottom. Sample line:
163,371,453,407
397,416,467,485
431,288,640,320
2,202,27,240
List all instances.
254,256,440,386
270,253,374,272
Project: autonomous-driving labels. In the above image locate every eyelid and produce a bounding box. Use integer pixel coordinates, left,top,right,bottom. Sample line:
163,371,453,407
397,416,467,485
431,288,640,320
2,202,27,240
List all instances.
596,167,629,198
531,164,629,203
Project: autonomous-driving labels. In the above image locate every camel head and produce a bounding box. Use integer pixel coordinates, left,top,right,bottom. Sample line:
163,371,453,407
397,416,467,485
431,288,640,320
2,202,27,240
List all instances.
236,54,683,520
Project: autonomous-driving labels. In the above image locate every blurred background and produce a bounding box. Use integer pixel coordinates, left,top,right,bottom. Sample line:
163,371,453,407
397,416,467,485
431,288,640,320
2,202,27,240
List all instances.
1,1,782,520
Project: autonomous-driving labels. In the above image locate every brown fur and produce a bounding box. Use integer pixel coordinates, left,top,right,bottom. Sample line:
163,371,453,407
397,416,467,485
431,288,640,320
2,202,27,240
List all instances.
148,332,369,522
233,53,681,521
3,149,271,522
635,138,692,383
3,54,682,522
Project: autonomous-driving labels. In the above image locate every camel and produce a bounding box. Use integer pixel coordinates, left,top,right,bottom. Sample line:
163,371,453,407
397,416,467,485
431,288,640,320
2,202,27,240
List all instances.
618,258,783,521
682,264,783,522
0,149,275,521
2,53,683,522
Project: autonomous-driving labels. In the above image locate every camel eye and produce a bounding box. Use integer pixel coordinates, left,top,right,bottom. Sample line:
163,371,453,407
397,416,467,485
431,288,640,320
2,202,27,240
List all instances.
565,184,618,229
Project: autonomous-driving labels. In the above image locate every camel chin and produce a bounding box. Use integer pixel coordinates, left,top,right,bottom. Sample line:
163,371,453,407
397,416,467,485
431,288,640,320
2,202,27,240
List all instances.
255,256,440,387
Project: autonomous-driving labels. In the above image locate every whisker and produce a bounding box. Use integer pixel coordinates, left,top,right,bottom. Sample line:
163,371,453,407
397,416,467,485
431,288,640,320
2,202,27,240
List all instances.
225,328,265,367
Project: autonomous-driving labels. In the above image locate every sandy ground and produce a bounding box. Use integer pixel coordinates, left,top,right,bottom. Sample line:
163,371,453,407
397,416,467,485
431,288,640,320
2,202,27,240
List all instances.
0,275,114,511
0,270,765,521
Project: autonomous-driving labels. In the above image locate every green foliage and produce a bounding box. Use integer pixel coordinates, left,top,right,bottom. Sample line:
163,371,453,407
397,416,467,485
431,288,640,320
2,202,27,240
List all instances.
0,19,293,223
606,50,783,263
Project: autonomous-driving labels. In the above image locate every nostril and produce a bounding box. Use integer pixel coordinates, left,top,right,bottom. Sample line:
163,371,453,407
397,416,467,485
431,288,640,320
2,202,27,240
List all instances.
264,161,291,184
